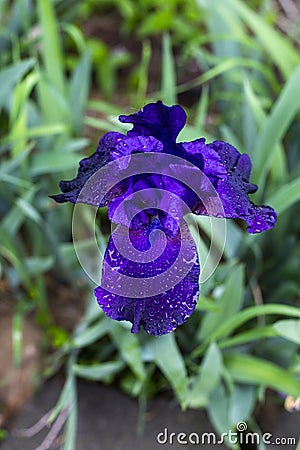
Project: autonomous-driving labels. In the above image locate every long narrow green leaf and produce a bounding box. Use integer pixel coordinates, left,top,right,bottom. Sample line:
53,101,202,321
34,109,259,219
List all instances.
72,319,109,348
229,0,299,79
225,353,300,398
10,71,39,124
0,58,35,110
207,383,231,435
0,143,33,175
273,319,300,345
37,0,68,129
16,198,42,224
37,0,65,95
147,334,188,407
62,23,86,53
219,326,277,349
0,173,32,189
194,86,209,131
161,34,176,105
73,361,125,381
252,63,300,188
84,116,119,133
49,373,74,423
1,186,37,234
30,152,79,175
70,49,91,134
188,343,223,408
243,77,287,182
177,57,274,94
0,227,32,288
62,357,77,450
199,265,244,339
24,256,54,275
266,177,300,215
137,40,151,99
109,324,146,382
229,385,256,425
63,401,77,450
206,304,300,344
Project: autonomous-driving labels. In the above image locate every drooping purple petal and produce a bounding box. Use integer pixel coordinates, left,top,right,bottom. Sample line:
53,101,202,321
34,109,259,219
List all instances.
50,132,125,205
182,139,277,233
95,218,200,335
95,263,199,335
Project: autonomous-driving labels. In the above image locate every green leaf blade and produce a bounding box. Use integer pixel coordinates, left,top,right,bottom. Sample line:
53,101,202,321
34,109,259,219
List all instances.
225,353,300,398
148,334,188,407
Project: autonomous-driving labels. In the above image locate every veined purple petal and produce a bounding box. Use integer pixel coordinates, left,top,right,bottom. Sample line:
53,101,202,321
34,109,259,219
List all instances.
50,132,125,205
182,138,227,183
95,221,200,335
119,101,187,147
208,141,276,233
183,139,277,233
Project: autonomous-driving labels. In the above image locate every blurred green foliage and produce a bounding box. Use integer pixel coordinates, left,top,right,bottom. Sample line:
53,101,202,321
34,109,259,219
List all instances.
0,0,300,449
76,0,204,40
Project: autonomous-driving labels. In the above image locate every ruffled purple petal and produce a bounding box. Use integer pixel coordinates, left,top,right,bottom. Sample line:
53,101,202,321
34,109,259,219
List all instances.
119,101,187,148
95,221,200,335
208,141,276,232
183,139,277,233
182,138,227,183
50,132,125,206
95,264,199,335
109,135,164,169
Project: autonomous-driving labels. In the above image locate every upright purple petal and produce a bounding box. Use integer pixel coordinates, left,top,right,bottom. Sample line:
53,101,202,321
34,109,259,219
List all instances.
119,101,187,147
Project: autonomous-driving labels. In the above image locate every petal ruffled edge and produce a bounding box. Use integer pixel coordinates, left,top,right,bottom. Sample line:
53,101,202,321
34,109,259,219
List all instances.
50,132,125,205
95,220,200,335
183,139,277,233
119,101,187,144
95,260,200,336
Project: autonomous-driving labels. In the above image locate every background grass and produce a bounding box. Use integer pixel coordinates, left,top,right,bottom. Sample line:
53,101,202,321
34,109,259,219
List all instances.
0,0,300,448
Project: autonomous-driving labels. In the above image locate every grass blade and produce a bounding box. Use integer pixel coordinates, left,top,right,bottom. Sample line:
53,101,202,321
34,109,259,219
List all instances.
37,0,65,95
161,34,177,105
229,0,299,79
109,324,146,382
0,58,35,110
147,334,188,408
206,304,300,344
225,353,300,398
188,343,223,408
69,49,91,135
273,319,300,345
252,63,300,190
199,265,244,339
266,177,300,215
73,361,125,380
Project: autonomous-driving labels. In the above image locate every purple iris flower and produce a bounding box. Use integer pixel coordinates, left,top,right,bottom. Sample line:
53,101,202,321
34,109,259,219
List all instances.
51,101,277,335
